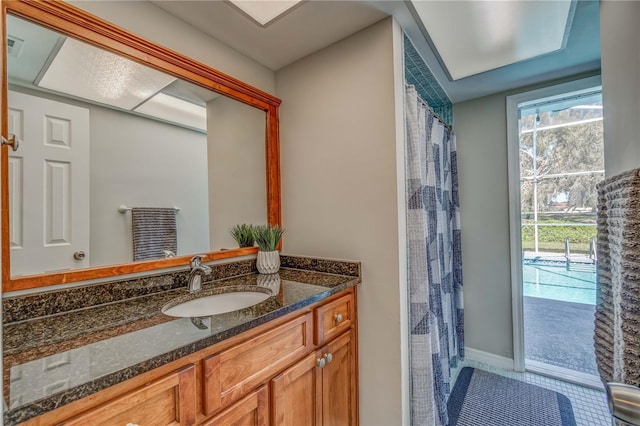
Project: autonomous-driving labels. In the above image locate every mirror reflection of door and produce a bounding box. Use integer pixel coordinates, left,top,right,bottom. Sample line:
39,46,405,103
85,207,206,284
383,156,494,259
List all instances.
5,13,269,282
8,90,90,276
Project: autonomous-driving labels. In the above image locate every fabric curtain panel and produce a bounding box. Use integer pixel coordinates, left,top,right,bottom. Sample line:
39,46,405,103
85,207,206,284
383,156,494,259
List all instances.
405,84,464,426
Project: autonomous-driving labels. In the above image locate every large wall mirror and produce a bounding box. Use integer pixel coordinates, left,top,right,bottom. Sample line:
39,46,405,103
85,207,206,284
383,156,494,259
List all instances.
1,1,281,292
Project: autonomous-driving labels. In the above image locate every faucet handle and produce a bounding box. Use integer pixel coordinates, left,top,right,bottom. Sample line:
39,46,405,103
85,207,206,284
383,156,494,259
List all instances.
190,255,205,268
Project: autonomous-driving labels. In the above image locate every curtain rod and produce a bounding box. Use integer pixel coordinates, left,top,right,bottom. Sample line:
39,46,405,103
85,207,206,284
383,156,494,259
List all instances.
415,92,453,132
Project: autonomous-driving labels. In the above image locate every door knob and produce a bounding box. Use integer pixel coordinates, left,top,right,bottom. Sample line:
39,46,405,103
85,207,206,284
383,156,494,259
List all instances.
2,134,19,152
73,251,86,260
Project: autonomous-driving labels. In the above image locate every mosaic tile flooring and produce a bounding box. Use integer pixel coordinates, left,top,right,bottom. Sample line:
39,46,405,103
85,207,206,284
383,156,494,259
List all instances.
453,360,611,426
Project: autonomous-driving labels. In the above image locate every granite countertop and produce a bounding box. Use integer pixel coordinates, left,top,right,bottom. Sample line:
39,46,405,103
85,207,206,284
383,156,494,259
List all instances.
2,256,360,425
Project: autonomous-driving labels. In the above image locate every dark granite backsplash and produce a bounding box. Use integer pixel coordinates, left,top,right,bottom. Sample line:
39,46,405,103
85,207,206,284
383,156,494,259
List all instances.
3,256,359,324
3,259,258,324
280,254,360,277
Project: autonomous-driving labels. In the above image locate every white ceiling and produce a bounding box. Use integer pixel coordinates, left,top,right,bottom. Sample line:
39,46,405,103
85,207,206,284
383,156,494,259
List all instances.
151,0,601,103
150,0,388,71
153,0,600,102
227,0,303,26
410,1,573,80
10,0,599,105
399,0,600,102
6,14,214,131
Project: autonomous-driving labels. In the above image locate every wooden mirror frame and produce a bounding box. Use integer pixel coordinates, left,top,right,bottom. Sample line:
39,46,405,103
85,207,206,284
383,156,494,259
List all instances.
1,0,282,292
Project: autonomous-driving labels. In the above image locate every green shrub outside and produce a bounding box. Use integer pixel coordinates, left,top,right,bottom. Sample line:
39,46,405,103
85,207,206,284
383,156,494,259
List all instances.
521,213,596,254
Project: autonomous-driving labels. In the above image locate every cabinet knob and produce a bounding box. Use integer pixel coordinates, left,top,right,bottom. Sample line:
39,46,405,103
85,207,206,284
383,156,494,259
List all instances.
317,357,326,368
334,313,343,324
126,423,139,426
324,353,333,364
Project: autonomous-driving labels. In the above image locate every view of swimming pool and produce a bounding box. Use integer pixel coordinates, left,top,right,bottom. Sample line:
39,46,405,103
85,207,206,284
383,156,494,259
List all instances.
523,262,596,305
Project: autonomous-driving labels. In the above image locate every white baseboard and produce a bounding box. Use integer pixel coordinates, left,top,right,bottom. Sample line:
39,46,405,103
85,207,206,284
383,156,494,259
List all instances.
464,347,515,370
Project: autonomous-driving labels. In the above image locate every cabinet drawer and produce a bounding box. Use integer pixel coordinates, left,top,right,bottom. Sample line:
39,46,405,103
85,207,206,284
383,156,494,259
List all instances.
203,313,313,415
201,385,268,426
314,293,354,345
62,364,196,426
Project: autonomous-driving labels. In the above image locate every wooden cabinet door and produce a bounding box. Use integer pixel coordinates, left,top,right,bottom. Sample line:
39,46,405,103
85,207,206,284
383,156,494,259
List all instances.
62,364,196,426
202,385,268,426
271,352,321,426
203,313,313,415
320,330,356,426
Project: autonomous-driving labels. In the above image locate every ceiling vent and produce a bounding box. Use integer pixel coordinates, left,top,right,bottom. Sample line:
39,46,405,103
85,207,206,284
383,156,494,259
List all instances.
7,35,24,58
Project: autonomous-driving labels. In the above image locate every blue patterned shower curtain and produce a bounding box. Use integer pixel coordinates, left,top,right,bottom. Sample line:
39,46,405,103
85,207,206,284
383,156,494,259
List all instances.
405,85,464,426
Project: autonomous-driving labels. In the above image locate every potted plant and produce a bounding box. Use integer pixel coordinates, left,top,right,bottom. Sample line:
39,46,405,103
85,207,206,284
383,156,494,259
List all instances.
254,224,285,274
229,224,255,248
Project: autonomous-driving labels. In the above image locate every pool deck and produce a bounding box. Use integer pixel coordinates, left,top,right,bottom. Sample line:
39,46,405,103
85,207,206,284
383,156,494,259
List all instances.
524,296,598,376
522,252,598,376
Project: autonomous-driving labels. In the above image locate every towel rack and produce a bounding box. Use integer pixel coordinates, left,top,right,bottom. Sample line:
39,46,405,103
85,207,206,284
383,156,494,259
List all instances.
118,205,181,213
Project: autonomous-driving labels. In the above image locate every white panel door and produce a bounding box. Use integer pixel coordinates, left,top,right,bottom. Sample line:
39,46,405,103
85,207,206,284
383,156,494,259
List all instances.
8,90,90,276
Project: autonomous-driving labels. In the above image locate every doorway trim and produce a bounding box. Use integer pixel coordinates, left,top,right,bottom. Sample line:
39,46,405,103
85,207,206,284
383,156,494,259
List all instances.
506,75,602,373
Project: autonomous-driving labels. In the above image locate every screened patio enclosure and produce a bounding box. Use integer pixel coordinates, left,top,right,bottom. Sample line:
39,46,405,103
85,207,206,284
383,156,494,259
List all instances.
518,89,603,259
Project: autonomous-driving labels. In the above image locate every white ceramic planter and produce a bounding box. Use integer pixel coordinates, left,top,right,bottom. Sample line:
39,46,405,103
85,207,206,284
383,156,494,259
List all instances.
256,250,280,274
257,272,281,295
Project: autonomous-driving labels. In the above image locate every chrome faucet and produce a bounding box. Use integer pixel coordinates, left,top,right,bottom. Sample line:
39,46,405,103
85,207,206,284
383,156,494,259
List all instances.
188,255,212,293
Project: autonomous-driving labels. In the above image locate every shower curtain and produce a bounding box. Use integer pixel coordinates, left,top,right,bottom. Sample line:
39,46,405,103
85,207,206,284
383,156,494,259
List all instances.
405,85,464,426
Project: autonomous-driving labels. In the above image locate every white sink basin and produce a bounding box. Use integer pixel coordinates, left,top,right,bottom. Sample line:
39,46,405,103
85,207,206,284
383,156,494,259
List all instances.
162,291,270,318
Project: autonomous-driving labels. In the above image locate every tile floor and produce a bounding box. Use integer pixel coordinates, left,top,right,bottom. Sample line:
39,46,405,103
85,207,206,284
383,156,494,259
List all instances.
453,360,612,426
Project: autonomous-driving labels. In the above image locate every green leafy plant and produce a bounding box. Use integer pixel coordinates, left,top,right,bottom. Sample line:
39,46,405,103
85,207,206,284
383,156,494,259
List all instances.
229,224,255,248
254,224,285,252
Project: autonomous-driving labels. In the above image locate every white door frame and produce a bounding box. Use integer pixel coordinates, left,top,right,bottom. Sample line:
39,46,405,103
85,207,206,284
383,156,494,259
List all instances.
506,75,602,372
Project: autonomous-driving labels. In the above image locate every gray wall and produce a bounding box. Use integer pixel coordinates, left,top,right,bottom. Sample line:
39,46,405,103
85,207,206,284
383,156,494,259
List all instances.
454,93,514,359
90,106,210,264
207,96,267,250
454,71,600,359
601,1,640,177
276,17,409,425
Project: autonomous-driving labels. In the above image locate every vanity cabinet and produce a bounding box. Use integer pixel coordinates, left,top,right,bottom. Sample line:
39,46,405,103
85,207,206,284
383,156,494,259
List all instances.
202,313,314,415
20,288,357,426
62,364,197,426
271,329,356,426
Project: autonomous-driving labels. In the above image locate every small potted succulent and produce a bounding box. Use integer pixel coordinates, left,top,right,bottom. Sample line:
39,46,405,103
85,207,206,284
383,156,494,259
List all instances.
229,224,255,248
253,224,285,274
